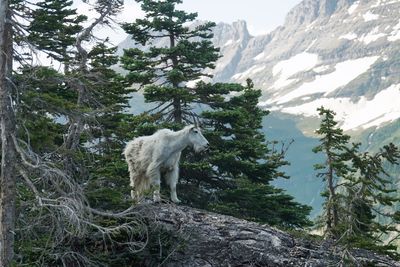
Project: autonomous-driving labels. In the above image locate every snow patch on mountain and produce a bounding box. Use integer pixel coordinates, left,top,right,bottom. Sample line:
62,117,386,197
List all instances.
254,52,266,61
305,40,317,51
305,21,319,32
313,65,330,73
388,19,400,41
223,40,233,46
363,11,380,22
339,32,358,40
186,79,201,88
232,65,266,80
359,27,386,44
274,56,380,104
281,84,400,131
272,53,319,78
341,28,387,44
271,53,318,90
273,78,299,90
372,0,400,7
371,0,383,8
348,1,360,15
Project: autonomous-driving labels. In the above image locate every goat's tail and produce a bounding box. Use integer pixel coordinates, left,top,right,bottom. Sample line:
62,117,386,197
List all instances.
124,138,152,202
129,169,151,202
122,140,134,157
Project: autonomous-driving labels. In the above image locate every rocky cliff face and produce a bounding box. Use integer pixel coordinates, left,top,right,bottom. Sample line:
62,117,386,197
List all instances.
207,0,400,237
209,0,400,133
117,0,400,131
284,0,356,26
135,203,400,267
211,0,400,207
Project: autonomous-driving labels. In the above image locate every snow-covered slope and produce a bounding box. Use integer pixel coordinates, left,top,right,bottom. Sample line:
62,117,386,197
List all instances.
206,0,400,132
117,0,400,131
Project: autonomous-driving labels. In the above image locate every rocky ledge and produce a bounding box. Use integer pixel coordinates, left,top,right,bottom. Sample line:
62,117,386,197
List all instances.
134,203,400,267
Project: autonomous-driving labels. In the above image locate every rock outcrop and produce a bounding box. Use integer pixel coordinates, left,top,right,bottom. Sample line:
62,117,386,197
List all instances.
135,203,400,267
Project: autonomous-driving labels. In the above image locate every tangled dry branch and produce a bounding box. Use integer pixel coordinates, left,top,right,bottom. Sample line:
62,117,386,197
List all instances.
14,135,148,265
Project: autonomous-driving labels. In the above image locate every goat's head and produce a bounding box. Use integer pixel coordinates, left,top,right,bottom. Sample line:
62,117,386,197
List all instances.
187,125,209,153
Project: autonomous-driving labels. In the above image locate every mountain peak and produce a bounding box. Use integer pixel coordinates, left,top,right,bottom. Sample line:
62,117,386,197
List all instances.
215,20,251,40
211,0,400,131
117,0,400,131
232,20,248,31
284,0,357,26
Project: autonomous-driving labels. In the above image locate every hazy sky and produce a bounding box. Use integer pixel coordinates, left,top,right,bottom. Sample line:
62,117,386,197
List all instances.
179,0,302,35
76,0,302,44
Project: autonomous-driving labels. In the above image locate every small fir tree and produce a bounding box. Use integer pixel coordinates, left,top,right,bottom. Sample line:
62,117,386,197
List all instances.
341,143,400,256
313,106,352,237
313,106,400,259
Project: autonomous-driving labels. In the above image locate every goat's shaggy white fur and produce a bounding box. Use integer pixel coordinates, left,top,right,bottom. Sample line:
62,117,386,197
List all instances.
123,125,209,203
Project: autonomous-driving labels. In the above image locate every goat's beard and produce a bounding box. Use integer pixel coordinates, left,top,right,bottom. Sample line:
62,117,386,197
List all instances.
193,144,208,153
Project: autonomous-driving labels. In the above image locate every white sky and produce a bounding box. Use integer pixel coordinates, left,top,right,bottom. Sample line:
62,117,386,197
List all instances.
75,0,302,45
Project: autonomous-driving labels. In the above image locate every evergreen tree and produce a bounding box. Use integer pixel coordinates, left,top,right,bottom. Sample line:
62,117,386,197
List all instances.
13,37,142,264
121,0,219,123
83,42,134,210
341,143,400,255
15,66,73,154
10,1,143,265
313,107,352,237
178,80,312,227
313,106,400,258
27,0,86,68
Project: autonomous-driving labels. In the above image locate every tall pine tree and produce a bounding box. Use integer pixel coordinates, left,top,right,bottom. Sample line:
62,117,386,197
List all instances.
121,0,219,123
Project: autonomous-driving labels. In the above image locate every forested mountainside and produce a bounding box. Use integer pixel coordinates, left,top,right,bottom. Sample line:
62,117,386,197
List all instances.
0,0,399,265
118,0,400,216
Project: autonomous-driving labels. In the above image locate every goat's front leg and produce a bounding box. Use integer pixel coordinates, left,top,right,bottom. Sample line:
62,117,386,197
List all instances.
146,163,161,202
165,167,180,203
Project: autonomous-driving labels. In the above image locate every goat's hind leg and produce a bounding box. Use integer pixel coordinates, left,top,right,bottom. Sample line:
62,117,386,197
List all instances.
128,165,139,202
146,163,161,202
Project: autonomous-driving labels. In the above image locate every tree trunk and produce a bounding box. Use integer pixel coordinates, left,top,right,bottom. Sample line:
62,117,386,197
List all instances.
135,203,400,267
173,97,182,124
0,1,17,265
326,149,338,234
169,34,182,124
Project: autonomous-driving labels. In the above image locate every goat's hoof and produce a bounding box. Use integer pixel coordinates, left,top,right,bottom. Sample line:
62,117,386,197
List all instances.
171,198,181,204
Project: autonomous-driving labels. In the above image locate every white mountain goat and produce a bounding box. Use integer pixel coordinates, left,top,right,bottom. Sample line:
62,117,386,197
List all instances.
123,125,209,203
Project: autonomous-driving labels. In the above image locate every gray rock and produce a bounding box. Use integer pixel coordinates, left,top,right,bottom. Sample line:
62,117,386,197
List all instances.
135,203,400,267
